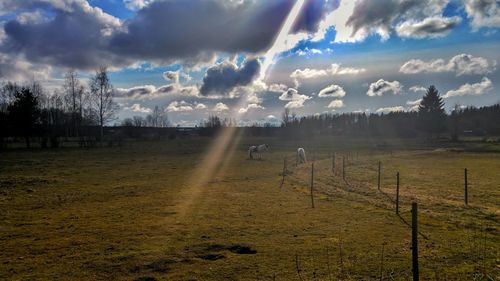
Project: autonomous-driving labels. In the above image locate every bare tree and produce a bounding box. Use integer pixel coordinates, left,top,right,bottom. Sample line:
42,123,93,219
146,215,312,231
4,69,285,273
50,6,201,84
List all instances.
152,105,161,127
133,116,145,127
450,104,462,141
121,118,134,126
63,70,84,136
89,67,117,145
159,110,170,127
282,108,290,127
0,82,18,113
145,114,154,127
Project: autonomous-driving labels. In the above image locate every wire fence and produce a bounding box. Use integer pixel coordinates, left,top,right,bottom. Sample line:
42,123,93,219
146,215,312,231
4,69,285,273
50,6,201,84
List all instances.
276,151,499,280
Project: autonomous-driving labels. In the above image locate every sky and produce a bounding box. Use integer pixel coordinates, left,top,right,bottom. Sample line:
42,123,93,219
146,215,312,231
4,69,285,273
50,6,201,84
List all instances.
0,0,499,126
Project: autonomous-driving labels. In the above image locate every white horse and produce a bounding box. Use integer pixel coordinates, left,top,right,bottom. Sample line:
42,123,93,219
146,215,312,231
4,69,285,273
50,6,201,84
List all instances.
297,148,307,164
248,144,269,160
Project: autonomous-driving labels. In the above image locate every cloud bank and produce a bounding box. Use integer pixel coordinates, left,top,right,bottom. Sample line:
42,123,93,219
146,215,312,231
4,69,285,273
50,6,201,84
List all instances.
400,54,497,76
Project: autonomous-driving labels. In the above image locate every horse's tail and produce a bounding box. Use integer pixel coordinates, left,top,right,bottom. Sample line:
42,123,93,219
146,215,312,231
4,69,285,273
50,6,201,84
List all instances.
248,148,253,159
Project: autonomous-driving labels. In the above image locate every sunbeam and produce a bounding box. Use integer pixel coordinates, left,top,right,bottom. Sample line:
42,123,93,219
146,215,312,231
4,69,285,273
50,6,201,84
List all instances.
174,0,307,220
259,0,306,81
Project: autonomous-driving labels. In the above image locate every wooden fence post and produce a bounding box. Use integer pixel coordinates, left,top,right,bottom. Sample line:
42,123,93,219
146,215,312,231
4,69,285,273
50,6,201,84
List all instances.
396,172,400,214
412,202,419,281
280,157,286,189
311,163,315,208
332,153,336,175
342,156,346,181
464,168,468,205
377,161,381,190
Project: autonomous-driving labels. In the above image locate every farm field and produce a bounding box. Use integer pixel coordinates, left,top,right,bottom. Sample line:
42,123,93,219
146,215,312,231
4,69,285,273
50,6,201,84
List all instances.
0,136,499,280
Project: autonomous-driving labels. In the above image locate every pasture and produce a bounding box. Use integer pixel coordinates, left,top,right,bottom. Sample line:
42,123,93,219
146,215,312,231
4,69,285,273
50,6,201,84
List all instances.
0,136,499,280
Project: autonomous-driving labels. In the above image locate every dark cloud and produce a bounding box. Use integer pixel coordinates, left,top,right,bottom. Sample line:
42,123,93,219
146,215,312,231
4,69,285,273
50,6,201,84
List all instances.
292,0,340,33
0,0,338,73
346,0,411,37
111,0,336,60
200,58,260,96
346,0,450,39
109,0,290,62
1,0,125,70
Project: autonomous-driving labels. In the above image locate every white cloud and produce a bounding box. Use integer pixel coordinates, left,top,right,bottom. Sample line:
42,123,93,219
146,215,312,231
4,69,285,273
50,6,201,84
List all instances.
279,88,312,109
115,84,199,100
318,84,346,98
406,99,422,111
238,103,265,114
163,70,179,83
285,99,310,109
327,99,344,109
124,0,155,11
367,79,403,97
465,0,500,30
443,77,493,98
166,101,193,112
0,53,52,82
267,83,288,93
313,0,363,43
246,92,262,104
124,103,152,113
290,63,366,83
291,68,328,80
213,102,229,112
195,103,207,109
376,106,406,113
409,86,427,93
295,48,323,56
400,54,497,76
115,85,157,99
396,16,462,39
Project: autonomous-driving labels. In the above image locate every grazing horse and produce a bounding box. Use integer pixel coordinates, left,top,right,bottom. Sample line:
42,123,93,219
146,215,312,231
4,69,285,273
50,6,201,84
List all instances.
248,144,269,160
297,148,307,164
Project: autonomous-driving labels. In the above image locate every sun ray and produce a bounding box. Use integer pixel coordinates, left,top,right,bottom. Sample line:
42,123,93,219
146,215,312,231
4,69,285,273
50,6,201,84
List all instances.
175,0,306,220
259,0,306,81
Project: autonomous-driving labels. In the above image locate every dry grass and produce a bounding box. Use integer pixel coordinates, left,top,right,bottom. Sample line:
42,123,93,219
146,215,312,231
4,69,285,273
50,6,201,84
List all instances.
0,137,499,280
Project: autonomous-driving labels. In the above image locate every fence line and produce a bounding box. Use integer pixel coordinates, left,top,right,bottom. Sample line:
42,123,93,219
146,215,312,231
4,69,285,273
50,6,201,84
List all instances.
278,151,498,280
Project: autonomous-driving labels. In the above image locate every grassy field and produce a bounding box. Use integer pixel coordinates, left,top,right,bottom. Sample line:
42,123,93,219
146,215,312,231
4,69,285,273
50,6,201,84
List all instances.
0,135,499,280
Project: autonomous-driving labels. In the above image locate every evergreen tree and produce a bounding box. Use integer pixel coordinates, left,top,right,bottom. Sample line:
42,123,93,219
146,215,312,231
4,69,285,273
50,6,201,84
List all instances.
417,85,446,138
7,87,40,148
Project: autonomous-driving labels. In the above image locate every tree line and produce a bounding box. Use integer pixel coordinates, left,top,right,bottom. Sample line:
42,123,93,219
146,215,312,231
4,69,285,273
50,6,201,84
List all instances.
0,68,118,148
279,86,500,139
1,82,499,149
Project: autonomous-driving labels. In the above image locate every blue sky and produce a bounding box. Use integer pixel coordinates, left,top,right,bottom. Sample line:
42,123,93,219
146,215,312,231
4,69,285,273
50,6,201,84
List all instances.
1,0,499,126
